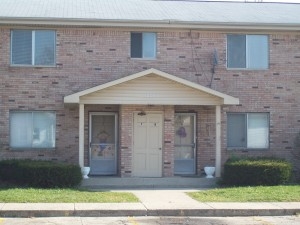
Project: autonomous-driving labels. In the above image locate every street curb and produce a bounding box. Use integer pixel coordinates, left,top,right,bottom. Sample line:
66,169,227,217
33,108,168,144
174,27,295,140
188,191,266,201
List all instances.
146,208,300,217
0,205,299,217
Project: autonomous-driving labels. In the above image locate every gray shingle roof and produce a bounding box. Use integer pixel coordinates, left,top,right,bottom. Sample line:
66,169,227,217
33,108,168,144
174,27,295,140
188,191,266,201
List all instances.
1,0,300,29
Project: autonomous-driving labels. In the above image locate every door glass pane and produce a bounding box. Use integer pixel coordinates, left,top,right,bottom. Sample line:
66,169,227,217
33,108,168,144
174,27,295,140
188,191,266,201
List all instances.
227,114,246,148
143,32,156,58
35,30,55,65
174,114,195,175
11,30,32,65
247,35,268,69
175,115,194,159
91,115,116,159
227,34,246,68
247,113,269,148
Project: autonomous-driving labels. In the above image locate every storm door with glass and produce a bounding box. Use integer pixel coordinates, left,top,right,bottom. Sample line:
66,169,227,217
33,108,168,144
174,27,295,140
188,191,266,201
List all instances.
174,113,196,175
89,112,117,175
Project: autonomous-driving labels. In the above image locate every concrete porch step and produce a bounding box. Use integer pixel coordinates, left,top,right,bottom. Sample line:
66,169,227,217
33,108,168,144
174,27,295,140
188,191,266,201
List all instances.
80,177,218,190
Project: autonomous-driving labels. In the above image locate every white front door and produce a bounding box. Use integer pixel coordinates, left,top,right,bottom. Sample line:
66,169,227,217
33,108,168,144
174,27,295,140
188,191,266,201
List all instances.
133,113,163,177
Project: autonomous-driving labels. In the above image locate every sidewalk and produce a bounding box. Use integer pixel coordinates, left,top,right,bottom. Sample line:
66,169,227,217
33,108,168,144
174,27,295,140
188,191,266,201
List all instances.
0,189,299,217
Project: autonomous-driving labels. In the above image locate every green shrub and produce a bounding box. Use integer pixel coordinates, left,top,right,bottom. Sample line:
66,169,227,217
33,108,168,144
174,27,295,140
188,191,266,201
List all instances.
0,159,82,188
222,157,292,186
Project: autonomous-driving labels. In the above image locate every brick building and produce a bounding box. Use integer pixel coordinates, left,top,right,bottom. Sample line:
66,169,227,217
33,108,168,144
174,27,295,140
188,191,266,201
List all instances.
0,0,299,178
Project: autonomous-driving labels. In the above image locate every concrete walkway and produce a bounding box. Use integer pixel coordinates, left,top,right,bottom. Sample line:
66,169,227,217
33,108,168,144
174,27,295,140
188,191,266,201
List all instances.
0,189,299,217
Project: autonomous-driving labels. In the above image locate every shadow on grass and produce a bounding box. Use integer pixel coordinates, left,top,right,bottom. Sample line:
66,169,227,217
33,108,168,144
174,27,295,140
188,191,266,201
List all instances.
0,179,110,192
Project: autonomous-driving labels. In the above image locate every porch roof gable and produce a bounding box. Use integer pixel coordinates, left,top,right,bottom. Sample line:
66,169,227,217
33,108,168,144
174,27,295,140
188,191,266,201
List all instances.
64,68,239,105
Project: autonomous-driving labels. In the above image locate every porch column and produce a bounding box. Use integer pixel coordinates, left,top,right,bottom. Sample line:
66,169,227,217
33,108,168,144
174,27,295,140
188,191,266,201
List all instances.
215,105,221,177
79,103,85,167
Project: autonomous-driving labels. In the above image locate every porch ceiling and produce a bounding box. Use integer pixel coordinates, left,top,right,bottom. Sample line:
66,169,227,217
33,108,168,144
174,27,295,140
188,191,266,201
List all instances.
64,68,239,106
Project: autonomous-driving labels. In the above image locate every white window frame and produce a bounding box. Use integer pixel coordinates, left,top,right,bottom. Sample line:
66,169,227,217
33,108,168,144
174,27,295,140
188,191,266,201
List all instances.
10,111,56,149
130,32,157,59
227,34,269,70
227,113,270,149
11,30,56,66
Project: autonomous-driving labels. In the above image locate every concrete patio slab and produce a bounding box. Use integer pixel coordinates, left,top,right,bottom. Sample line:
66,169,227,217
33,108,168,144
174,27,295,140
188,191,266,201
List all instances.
82,177,218,189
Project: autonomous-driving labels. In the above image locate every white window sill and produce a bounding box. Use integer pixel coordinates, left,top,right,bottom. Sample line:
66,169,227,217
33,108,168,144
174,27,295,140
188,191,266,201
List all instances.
226,68,269,71
130,57,157,60
227,147,269,151
10,64,57,68
10,148,56,151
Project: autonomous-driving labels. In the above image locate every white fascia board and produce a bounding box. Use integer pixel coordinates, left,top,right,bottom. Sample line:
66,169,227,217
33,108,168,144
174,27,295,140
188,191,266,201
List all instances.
1,18,300,31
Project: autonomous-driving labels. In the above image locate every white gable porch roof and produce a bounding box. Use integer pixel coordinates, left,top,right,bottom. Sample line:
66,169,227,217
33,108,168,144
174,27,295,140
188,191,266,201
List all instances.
64,68,239,106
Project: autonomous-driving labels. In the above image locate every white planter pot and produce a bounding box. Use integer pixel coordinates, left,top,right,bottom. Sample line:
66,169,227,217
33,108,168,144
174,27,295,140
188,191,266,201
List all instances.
81,166,90,179
204,166,215,178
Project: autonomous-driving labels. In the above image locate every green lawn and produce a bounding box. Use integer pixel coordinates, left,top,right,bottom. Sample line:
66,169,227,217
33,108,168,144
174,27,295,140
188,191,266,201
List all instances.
188,185,300,202
2,185,300,203
0,188,139,203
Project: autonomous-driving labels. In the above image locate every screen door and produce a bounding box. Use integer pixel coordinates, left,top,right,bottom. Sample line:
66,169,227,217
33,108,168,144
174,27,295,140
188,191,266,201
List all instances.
174,113,196,175
89,112,117,175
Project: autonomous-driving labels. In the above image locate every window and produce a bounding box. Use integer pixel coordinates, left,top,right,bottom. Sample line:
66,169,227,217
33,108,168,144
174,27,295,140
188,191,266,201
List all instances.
131,32,156,58
227,113,269,149
11,30,56,66
10,111,56,149
227,34,268,69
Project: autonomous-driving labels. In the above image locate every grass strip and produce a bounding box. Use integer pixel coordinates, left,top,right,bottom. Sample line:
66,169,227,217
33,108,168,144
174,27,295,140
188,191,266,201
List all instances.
188,185,300,202
0,188,139,203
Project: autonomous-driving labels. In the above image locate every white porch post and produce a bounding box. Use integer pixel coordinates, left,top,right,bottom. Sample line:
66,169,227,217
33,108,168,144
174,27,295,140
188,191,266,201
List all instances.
79,103,85,167
215,105,221,177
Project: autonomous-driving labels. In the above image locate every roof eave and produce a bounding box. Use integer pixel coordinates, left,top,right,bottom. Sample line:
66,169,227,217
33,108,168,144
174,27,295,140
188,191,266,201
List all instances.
1,17,300,31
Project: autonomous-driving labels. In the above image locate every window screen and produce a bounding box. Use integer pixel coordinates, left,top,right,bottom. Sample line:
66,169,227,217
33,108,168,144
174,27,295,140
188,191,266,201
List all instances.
11,30,32,65
35,30,55,65
131,32,156,58
227,35,246,68
247,35,268,69
11,30,55,66
227,113,269,149
227,114,246,148
10,111,56,149
227,34,268,69
247,113,269,148
131,33,143,58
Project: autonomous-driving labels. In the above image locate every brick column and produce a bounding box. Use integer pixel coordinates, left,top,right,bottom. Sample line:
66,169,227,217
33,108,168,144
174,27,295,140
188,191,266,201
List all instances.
119,105,133,177
79,103,85,167
215,105,221,177
163,105,175,177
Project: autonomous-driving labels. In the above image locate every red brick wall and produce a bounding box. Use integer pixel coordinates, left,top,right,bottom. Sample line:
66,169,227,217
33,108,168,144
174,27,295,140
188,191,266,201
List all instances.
0,27,299,175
